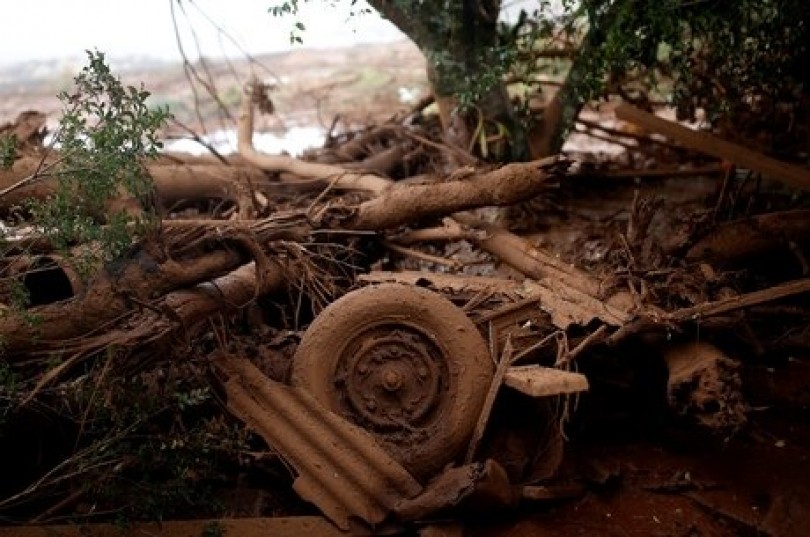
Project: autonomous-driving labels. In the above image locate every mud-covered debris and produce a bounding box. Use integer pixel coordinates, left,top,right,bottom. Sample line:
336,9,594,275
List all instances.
686,209,810,266
616,103,810,192
214,354,422,531
663,342,747,431
504,365,589,397
0,110,46,154
394,460,516,521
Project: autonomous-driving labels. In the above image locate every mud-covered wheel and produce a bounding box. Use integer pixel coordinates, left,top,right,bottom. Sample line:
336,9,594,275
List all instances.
291,283,494,480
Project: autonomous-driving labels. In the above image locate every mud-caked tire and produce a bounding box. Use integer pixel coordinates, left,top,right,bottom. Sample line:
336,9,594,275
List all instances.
291,283,494,481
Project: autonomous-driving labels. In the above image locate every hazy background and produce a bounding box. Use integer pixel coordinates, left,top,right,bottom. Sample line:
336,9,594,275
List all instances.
0,1,537,154
0,0,405,69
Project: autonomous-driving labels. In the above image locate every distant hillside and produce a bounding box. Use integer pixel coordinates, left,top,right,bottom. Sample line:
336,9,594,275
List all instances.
0,42,426,139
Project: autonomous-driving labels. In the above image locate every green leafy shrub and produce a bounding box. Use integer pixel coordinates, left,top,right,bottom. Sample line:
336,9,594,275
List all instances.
29,50,170,262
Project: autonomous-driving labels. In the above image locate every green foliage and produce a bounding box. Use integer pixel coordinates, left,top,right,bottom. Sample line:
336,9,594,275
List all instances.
269,1,309,43
58,357,249,521
268,0,371,44
541,0,810,119
29,50,170,263
266,0,809,152
0,134,17,169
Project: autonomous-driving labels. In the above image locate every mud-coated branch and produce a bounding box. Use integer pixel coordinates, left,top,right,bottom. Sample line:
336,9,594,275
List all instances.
236,84,392,194
0,247,246,356
345,157,565,230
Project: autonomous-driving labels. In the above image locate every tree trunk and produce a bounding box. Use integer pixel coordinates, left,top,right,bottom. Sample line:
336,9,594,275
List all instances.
369,0,530,161
0,156,265,217
369,0,627,160
530,0,634,157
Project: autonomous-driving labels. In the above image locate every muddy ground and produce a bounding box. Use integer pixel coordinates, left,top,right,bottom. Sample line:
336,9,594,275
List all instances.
1,42,809,537
474,176,810,537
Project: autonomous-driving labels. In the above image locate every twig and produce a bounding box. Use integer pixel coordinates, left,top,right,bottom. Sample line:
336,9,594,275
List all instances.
464,337,514,463
397,128,479,165
381,240,462,269
666,277,810,322
391,221,486,244
556,324,609,367
0,153,69,199
168,118,229,164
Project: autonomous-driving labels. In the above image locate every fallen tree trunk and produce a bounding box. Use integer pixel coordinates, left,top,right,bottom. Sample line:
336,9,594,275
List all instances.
615,103,810,192
0,156,267,217
0,246,247,356
346,158,564,230
686,209,810,264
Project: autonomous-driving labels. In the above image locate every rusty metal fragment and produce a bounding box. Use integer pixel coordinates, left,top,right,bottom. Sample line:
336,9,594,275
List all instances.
214,354,422,531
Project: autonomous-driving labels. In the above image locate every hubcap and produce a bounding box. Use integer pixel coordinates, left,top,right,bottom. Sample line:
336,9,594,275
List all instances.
334,324,449,432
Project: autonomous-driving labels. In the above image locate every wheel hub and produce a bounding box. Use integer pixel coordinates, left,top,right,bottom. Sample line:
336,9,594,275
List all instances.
334,325,449,431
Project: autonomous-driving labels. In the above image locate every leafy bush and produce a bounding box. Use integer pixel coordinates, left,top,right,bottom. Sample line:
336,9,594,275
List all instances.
29,50,170,262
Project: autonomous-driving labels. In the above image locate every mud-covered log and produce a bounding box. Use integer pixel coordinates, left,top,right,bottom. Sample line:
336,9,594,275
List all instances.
150,163,266,217
3,260,289,379
160,260,285,327
0,247,245,356
452,213,600,295
615,103,810,192
686,209,810,264
0,156,266,217
347,158,564,230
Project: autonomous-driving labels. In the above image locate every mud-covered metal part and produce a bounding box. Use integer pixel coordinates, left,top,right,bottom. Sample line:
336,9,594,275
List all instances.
292,283,494,481
336,325,449,431
358,269,631,330
214,354,422,531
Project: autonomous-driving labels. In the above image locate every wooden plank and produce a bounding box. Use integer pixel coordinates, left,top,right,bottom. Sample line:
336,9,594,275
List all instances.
0,516,355,537
615,103,810,192
464,339,515,464
504,365,589,397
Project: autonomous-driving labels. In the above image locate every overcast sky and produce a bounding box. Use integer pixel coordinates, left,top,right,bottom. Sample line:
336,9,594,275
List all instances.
0,0,405,67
